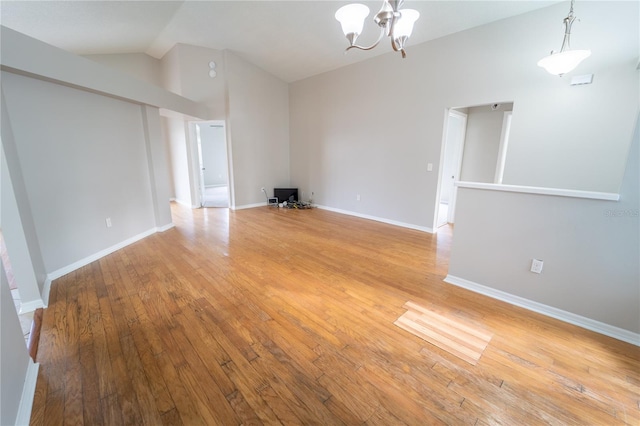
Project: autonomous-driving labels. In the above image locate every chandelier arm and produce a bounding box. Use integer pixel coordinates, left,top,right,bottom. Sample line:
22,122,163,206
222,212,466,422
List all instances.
559,0,579,53
345,26,386,52
559,13,577,52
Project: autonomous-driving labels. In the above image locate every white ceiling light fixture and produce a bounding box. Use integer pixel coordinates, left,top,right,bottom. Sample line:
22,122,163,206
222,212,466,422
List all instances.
335,0,420,58
537,0,591,76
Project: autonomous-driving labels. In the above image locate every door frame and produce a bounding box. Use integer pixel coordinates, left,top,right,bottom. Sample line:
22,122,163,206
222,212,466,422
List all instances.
494,111,512,184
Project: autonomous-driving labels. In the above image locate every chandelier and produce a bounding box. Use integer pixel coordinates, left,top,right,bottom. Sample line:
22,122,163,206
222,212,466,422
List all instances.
537,0,591,76
335,0,420,58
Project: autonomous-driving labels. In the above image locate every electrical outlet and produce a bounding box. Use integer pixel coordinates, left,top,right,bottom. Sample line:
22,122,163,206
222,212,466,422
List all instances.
530,259,543,274
105,217,112,228
356,194,361,201
261,187,265,192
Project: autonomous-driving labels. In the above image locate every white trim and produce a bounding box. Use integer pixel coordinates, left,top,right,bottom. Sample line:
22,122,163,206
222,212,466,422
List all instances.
156,223,175,232
446,110,468,224
42,225,174,306
15,359,39,426
316,205,433,233
173,198,195,209
46,227,157,283
455,181,620,201
18,298,44,314
41,277,52,308
444,274,640,346
494,111,512,184
232,202,266,211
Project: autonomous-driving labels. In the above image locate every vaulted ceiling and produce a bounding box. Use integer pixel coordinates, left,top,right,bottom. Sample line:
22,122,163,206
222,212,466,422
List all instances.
0,1,558,82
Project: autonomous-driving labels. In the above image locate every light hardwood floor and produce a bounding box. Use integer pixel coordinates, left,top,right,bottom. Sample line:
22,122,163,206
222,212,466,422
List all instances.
31,203,639,425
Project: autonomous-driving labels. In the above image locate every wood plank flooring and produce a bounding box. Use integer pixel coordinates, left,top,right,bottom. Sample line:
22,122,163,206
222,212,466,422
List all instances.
394,301,493,366
31,203,640,425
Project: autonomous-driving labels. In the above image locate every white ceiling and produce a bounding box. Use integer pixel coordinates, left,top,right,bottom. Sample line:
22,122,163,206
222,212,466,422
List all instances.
0,1,559,82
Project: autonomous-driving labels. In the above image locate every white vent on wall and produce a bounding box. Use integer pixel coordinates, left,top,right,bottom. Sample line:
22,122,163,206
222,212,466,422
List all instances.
570,74,593,86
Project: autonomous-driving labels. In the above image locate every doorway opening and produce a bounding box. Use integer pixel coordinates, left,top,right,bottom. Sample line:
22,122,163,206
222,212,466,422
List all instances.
435,102,514,231
436,110,467,228
194,121,230,208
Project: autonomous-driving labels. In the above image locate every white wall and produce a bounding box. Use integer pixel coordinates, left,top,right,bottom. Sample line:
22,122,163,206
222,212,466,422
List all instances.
225,50,290,207
161,44,227,119
142,105,174,228
99,44,289,210
1,88,48,304
460,103,513,183
448,115,639,335
0,262,31,426
84,52,163,87
0,146,32,426
158,47,290,209
0,26,210,425
2,72,159,272
1,145,43,309
289,1,639,229
0,26,209,120
160,44,182,97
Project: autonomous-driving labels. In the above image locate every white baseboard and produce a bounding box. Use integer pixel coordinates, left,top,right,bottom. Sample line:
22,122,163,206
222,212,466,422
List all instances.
18,298,44,314
232,202,266,210
41,278,52,309
46,227,156,282
156,223,175,232
316,205,433,233
229,203,429,233
15,359,39,426
42,225,171,306
173,198,196,209
444,274,640,346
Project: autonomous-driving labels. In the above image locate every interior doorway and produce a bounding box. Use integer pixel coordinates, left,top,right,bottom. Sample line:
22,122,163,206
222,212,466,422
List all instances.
435,103,514,231
436,109,467,228
194,121,230,208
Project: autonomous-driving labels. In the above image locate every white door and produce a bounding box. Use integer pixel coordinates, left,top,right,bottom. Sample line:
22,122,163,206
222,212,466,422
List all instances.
437,110,467,226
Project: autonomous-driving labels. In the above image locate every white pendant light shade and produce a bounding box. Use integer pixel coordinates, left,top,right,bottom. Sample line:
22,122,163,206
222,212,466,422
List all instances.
394,9,420,38
335,4,370,36
537,49,591,76
537,0,590,76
